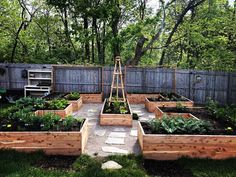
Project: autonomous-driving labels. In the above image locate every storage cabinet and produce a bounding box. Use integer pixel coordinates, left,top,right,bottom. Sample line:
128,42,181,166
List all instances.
24,70,53,97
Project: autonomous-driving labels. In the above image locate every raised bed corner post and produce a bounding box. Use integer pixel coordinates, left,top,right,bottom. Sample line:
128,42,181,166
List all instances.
108,56,126,104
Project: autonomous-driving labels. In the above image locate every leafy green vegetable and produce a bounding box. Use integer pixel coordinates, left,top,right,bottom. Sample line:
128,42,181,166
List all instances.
148,115,213,135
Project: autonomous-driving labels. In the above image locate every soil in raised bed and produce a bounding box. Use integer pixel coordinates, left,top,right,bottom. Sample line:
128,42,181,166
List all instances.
148,93,189,102
103,100,130,114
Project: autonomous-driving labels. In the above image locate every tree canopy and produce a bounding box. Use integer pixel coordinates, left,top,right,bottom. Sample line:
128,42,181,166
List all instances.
0,0,235,71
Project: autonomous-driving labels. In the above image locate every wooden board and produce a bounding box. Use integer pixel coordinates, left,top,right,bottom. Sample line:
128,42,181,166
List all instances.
154,107,197,119
36,104,73,118
145,97,194,112
99,99,133,127
0,119,89,155
80,93,103,103
138,122,236,160
68,98,82,111
126,93,162,104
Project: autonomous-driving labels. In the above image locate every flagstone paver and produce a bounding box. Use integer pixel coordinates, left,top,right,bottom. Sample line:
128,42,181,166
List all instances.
74,103,155,157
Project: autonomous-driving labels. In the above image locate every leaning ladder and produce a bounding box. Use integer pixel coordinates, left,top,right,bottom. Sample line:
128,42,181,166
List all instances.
108,56,126,104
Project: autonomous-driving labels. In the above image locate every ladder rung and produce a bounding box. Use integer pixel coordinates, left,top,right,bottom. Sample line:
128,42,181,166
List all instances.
114,72,122,75
111,86,124,89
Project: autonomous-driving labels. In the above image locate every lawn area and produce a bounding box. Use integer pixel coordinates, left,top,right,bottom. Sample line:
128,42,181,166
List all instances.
1,150,236,177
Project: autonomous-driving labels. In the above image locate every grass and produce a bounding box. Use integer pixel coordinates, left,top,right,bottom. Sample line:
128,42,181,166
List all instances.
0,150,236,177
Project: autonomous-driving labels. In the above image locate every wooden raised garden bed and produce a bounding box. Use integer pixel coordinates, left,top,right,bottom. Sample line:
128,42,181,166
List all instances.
80,92,103,103
36,103,73,118
126,93,162,104
154,107,197,119
138,121,236,160
0,119,89,156
68,98,82,111
100,99,132,126
145,93,194,112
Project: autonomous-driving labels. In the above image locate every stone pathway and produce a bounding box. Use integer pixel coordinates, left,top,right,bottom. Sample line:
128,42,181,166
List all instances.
73,103,155,157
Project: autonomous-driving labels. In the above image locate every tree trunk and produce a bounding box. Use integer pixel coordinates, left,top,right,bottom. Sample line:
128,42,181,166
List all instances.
84,15,90,62
111,1,121,59
126,35,147,65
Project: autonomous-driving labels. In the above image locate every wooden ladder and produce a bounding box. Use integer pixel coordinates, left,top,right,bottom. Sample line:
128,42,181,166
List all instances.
108,56,126,104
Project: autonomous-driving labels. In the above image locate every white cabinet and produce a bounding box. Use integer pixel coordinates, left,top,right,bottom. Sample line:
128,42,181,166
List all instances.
24,69,53,97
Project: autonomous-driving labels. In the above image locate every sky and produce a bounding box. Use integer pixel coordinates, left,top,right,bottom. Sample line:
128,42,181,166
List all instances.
147,0,235,14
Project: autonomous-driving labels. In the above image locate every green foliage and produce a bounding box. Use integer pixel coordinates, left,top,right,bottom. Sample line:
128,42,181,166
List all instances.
64,92,80,100
148,115,213,134
132,113,139,120
73,154,147,177
60,115,83,131
206,99,236,126
73,154,97,172
16,97,45,110
40,113,61,131
47,99,68,110
104,100,129,114
176,102,187,112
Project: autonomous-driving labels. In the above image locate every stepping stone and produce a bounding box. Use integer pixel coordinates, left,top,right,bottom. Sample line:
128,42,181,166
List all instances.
137,113,145,117
101,161,122,170
88,109,97,113
148,115,156,119
139,117,149,121
102,146,129,154
130,130,137,137
132,110,142,113
94,129,106,136
87,113,95,117
113,127,126,132
105,137,125,145
108,132,126,138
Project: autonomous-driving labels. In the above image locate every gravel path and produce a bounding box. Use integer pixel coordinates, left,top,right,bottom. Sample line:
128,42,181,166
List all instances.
73,103,155,157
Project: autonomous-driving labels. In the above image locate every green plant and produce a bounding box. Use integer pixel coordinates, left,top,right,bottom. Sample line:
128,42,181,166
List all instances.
47,99,68,110
113,99,121,113
16,97,45,110
176,102,187,111
206,99,236,126
40,113,61,131
148,115,213,135
132,113,139,120
120,106,128,114
64,92,80,100
60,115,83,131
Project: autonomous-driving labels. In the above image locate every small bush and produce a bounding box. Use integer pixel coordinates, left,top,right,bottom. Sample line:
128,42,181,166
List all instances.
64,92,80,100
132,113,139,120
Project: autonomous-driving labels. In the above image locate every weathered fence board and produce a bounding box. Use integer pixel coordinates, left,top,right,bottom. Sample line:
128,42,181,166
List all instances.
0,63,235,104
53,65,102,93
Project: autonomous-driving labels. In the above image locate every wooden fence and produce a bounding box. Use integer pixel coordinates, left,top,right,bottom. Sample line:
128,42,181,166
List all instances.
0,63,235,104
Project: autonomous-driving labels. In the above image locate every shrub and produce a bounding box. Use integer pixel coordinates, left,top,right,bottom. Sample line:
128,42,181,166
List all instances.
132,113,139,120
64,92,80,100
148,115,213,134
206,100,236,126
